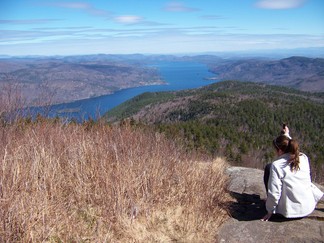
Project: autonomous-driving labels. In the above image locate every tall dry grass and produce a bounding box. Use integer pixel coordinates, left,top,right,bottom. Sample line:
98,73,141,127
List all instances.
0,83,26,124
0,119,230,242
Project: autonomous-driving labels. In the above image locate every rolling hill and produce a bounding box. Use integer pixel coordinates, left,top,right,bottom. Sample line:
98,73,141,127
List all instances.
103,81,324,182
1,54,323,106
0,56,163,105
206,56,324,92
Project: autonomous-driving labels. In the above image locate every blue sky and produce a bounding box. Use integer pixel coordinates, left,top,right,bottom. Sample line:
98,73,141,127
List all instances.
0,0,323,56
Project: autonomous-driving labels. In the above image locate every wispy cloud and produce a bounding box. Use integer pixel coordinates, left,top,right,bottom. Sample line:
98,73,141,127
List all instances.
49,1,111,16
0,29,72,44
114,15,144,24
0,19,63,25
1,27,323,55
0,26,223,45
255,0,306,9
32,26,93,31
113,15,167,26
163,2,200,12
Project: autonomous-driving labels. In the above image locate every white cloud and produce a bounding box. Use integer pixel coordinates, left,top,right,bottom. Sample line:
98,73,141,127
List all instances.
114,15,144,24
112,15,167,26
255,0,306,9
164,2,200,12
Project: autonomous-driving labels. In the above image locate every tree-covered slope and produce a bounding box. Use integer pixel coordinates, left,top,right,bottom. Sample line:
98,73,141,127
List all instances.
207,56,324,92
103,81,324,182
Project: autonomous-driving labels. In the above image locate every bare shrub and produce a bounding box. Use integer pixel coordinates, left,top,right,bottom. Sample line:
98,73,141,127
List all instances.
0,81,26,124
241,150,268,170
0,121,230,242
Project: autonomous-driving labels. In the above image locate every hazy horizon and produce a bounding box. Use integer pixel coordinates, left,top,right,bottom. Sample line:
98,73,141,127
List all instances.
1,47,324,59
1,0,323,56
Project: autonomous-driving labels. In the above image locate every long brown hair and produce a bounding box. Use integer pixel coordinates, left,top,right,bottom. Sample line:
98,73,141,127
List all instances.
273,135,300,171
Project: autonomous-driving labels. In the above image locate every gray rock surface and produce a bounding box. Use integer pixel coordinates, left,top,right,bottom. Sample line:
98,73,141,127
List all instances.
217,166,324,243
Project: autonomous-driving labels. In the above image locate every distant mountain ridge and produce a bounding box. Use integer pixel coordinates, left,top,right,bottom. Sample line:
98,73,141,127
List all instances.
0,56,163,105
1,54,323,106
207,56,324,92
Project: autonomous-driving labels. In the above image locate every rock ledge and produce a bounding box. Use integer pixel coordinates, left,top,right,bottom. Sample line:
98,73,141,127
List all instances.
217,166,324,243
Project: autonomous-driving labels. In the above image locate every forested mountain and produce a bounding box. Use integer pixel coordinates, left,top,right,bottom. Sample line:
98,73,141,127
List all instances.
206,56,324,92
103,81,324,182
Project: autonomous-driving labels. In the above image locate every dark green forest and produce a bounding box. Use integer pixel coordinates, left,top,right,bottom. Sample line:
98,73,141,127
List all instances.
104,81,324,182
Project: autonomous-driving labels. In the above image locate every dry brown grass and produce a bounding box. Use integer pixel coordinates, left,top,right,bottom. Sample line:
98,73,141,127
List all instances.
0,83,26,124
0,119,230,242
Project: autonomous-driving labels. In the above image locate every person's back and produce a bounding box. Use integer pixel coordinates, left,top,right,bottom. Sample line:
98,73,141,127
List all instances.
262,126,323,221
267,153,315,218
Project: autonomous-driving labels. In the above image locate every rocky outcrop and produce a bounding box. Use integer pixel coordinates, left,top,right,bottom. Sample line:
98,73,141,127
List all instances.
217,167,324,243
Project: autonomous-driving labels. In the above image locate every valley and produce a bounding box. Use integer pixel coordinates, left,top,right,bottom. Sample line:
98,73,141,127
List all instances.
1,54,323,108
104,81,324,182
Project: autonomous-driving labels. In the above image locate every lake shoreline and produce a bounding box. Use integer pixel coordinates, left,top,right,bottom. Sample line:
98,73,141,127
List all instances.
30,61,218,121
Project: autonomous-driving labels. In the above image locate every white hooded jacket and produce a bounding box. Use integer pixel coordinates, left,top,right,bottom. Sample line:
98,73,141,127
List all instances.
266,153,323,218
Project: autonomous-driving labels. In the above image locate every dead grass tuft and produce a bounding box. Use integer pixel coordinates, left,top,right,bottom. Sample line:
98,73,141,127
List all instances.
0,121,230,242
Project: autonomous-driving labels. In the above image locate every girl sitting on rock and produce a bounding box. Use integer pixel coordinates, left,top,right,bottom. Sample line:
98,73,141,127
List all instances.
262,125,323,221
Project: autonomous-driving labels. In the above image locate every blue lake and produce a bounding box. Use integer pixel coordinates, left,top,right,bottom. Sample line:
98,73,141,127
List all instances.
39,61,218,121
